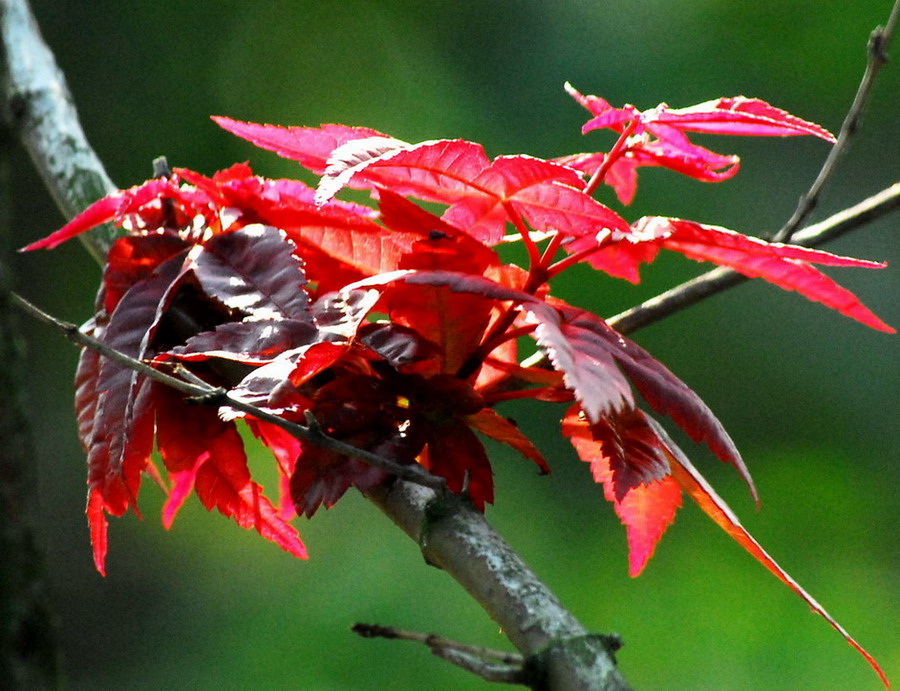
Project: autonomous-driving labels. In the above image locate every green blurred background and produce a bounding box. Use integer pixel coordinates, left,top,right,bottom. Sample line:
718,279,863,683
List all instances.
6,1,898,688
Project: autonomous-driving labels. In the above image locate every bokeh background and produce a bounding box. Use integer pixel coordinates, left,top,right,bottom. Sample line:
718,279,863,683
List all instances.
6,1,898,689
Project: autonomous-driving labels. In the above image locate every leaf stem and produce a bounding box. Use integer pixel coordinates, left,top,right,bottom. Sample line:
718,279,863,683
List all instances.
583,120,638,197
504,201,542,269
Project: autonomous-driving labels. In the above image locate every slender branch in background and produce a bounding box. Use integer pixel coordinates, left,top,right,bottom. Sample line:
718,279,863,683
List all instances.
606,182,900,336
771,0,900,242
352,623,528,684
1,0,119,262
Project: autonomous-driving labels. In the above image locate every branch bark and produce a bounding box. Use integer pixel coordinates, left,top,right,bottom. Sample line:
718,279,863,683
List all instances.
1,0,118,263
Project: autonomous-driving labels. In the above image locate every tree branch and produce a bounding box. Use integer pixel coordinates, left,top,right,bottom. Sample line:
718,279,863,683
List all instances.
771,0,900,242
607,181,900,336
1,0,118,263
364,482,630,689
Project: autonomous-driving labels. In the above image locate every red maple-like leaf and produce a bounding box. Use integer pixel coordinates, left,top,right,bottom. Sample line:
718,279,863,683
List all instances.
211,117,388,174
562,404,682,576
24,88,892,686
563,83,835,203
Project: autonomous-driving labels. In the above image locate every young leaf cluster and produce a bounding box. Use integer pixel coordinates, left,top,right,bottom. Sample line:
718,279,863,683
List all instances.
24,86,891,686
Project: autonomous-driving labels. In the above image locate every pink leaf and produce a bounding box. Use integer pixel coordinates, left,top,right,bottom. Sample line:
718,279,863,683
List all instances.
317,138,493,206
212,117,387,174
21,194,120,251
315,136,412,205
650,96,836,141
562,405,682,577
662,423,888,688
638,217,895,332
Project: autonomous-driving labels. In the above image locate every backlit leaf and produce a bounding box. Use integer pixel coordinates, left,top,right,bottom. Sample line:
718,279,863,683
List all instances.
563,405,682,576
212,117,388,174
639,217,895,332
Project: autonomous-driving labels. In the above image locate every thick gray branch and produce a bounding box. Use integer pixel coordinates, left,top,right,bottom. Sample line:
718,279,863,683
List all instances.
367,482,630,689
1,0,118,262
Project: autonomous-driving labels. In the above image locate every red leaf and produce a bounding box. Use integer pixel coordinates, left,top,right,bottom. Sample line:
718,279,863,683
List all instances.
565,227,662,283
443,178,630,245
86,254,188,519
212,116,388,173
376,188,499,268
550,304,755,500
248,419,301,478
172,320,319,364
465,408,549,474
554,152,634,205
190,224,310,321
358,323,442,368
316,138,493,207
562,405,682,576
86,489,110,576
368,269,754,498
438,155,629,245
420,421,494,510
388,251,497,376
194,431,307,560
531,302,636,420
289,442,388,518
74,314,104,451
248,419,302,519
155,387,306,558
638,217,895,332
662,424,889,688
103,234,190,313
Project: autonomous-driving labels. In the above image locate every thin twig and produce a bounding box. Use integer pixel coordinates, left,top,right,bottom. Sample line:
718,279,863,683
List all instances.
772,0,900,242
7,290,448,492
607,181,900,336
353,622,528,683
430,648,526,685
352,623,524,664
